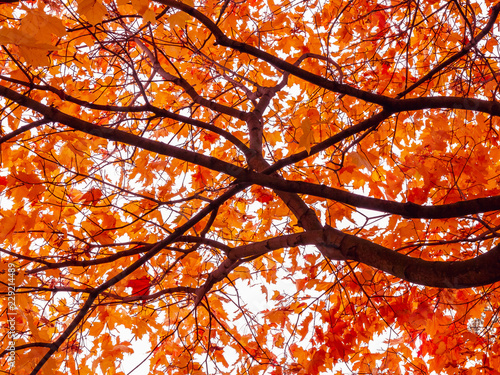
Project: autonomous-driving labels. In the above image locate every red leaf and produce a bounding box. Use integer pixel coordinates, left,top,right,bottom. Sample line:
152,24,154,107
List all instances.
127,276,151,297
254,186,274,203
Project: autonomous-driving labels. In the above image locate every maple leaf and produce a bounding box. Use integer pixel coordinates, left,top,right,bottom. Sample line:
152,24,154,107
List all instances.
298,117,313,154
19,9,66,43
131,0,148,14
80,188,102,206
126,276,151,297
306,349,327,375
0,27,59,66
253,186,274,203
77,0,107,25
0,212,17,240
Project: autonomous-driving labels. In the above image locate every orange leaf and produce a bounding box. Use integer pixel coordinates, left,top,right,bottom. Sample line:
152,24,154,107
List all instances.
77,0,107,25
80,188,102,206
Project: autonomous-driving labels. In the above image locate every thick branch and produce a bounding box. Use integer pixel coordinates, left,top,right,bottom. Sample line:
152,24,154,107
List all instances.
326,227,500,289
196,227,500,290
0,118,49,144
27,236,230,274
237,171,500,219
156,0,393,106
258,227,500,288
265,110,392,173
4,86,500,221
388,95,500,114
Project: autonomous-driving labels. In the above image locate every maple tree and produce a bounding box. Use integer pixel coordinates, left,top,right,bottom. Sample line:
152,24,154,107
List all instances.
3,0,500,374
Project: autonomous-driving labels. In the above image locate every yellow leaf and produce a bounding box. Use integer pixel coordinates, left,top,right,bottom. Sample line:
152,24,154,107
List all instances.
142,8,157,24
19,9,66,44
132,0,148,15
78,0,107,25
298,118,313,154
0,28,59,66
168,11,190,28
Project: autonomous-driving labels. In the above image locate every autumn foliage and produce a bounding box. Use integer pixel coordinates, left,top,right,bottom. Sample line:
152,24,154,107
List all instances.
3,0,500,374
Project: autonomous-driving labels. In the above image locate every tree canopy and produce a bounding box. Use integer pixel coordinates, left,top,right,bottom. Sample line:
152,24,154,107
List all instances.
2,0,500,374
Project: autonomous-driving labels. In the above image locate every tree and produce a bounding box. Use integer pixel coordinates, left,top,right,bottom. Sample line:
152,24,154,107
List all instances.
2,0,500,373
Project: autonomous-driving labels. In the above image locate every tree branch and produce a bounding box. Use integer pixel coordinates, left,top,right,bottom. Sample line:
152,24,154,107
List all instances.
156,0,500,108
4,86,500,222
0,118,49,144
196,227,500,293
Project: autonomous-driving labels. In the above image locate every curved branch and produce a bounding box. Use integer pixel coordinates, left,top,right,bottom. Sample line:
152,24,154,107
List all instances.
156,0,500,107
27,236,231,274
266,110,392,173
147,105,250,155
0,118,49,144
293,52,343,83
0,75,250,155
133,37,251,121
121,286,197,303
237,170,500,219
0,246,52,265
327,227,500,289
26,244,154,274
0,85,248,178
196,227,500,291
389,95,500,114
0,343,52,359
156,0,393,106
4,86,500,220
